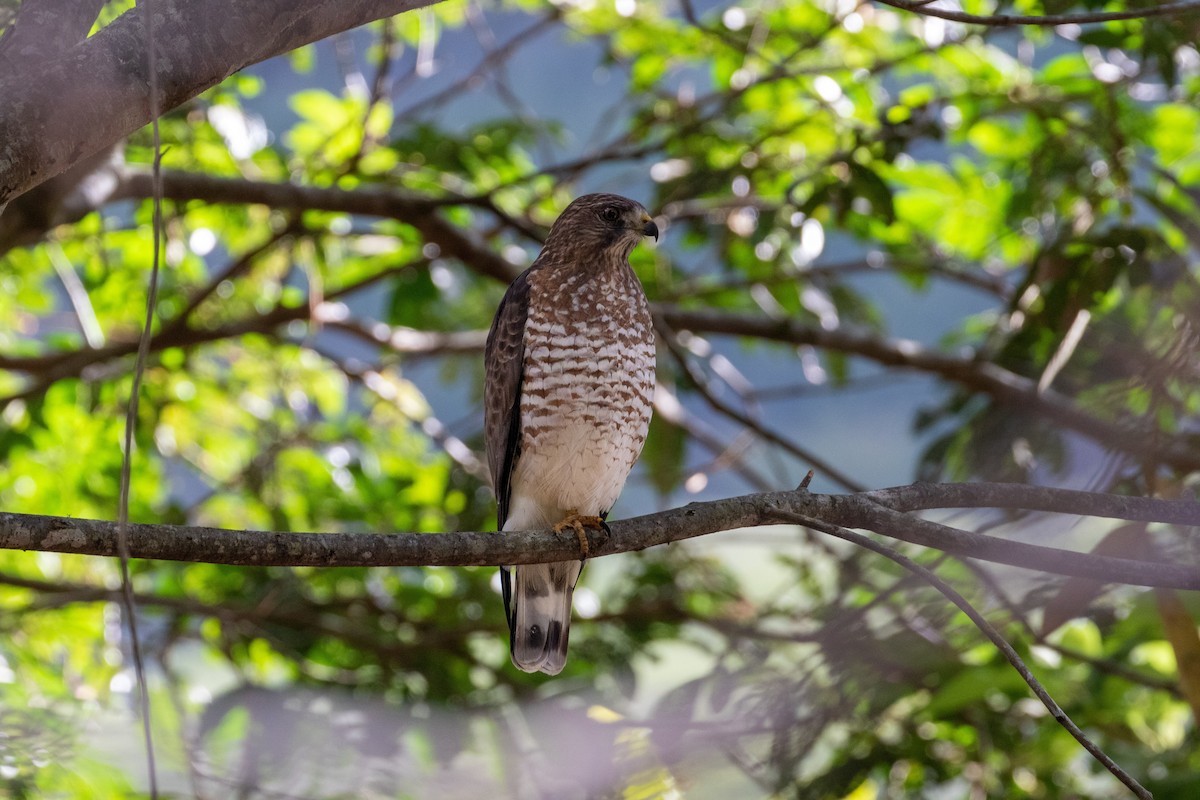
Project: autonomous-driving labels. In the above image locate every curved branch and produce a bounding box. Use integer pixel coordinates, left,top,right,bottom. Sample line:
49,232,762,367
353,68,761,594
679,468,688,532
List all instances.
0,253,485,404
113,169,522,283
2,484,1196,589
0,0,105,63
0,0,441,203
654,314,867,492
776,507,1151,800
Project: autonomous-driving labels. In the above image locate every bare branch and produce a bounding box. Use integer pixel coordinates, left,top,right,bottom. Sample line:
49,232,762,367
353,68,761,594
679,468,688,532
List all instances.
396,12,561,118
874,0,1200,27
114,169,522,283
1,484,1196,589
0,248,481,407
323,318,489,357
660,256,1011,302
653,384,778,493
165,224,298,332
863,481,1200,525
656,307,1200,473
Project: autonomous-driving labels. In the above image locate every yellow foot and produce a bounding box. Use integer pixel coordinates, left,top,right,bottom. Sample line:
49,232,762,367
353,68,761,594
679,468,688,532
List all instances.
553,512,607,558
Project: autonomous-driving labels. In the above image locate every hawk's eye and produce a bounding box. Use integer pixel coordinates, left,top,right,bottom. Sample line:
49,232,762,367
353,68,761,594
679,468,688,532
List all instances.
600,206,621,224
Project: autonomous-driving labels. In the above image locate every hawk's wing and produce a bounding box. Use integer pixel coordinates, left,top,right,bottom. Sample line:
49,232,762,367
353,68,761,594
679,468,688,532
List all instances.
483,269,531,530
484,271,531,638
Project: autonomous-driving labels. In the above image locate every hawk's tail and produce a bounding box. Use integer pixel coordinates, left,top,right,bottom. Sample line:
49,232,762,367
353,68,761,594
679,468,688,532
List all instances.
503,560,580,675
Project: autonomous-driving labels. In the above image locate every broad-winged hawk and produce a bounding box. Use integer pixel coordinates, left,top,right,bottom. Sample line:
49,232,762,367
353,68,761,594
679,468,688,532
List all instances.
484,193,658,674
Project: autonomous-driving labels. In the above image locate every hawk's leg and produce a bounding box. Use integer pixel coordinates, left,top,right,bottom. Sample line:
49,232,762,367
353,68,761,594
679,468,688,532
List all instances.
553,512,609,558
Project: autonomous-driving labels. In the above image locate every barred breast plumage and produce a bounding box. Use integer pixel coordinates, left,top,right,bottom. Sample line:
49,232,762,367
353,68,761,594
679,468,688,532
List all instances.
509,264,655,526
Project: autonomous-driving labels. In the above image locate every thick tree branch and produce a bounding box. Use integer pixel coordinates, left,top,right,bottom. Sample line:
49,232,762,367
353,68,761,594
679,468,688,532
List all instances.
0,0,441,204
864,482,1200,523
0,0,105,64
2,484,1196,589
0,17,102,255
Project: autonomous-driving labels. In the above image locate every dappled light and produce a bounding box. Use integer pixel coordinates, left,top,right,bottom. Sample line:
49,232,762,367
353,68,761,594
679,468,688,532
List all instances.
0,0,1198,797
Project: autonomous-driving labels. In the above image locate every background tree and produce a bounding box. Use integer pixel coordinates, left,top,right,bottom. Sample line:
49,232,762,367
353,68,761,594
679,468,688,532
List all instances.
0,0,1197,798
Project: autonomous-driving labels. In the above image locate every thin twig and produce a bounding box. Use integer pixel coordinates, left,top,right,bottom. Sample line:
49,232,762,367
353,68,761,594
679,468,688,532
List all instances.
653,384,777,492
117,1,162,794
655,315,867,492
394,12,560,118
768,507,1151,800
961,557,1183,696
306,344,488,481
47,242,105,348
164,223,296,333
875,0,1200,27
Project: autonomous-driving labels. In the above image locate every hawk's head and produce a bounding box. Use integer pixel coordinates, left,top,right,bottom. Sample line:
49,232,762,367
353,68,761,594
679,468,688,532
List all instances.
542,193,659,261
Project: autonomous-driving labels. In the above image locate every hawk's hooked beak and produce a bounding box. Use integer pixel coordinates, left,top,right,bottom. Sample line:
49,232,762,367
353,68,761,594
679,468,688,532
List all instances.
641,215,659,241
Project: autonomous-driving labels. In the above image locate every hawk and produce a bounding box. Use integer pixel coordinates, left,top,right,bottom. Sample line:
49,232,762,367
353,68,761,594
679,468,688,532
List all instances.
484,193,659,675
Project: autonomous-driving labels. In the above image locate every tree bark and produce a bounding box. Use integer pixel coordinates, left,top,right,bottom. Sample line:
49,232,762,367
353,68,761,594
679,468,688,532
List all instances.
0,0,439,205
1,484,1196,589
0,0,107,63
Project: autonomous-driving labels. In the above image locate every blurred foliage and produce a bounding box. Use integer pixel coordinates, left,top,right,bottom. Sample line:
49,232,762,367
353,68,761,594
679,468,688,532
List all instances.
0,0,1198,797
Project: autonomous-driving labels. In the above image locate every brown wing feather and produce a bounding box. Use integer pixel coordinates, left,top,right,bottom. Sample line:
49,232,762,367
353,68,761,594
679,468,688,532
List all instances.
483,269,531,529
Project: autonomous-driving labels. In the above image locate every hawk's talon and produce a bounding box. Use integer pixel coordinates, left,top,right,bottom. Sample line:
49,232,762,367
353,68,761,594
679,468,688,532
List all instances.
593,518,612,552
553,513,607,559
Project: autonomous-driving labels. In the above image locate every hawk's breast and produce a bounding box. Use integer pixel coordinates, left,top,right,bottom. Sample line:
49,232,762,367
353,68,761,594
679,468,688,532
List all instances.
510,264,655,522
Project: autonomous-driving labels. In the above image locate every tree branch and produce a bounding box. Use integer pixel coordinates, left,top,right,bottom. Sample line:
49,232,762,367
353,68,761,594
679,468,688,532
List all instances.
655,315,867,492
656,307,1200,473
114,169,522,283
773,507,1151,800
0,0,442,204
0,241,483,404
874,0,1200,27
863,481,1200,524
0,0,105,64
2,484,1196,589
